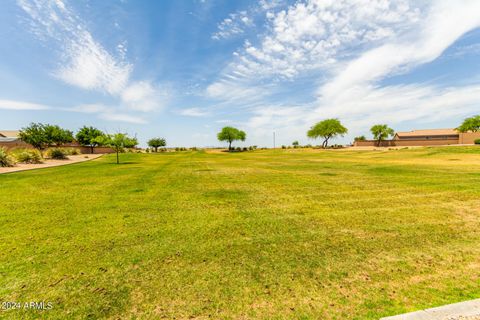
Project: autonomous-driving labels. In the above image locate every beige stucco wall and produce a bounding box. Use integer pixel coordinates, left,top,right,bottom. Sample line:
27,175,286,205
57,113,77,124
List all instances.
354,138,463,147
459,132,480,144
0,140,32,150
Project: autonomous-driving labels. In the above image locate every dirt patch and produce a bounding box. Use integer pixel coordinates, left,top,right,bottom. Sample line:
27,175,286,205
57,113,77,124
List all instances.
0,154,103,174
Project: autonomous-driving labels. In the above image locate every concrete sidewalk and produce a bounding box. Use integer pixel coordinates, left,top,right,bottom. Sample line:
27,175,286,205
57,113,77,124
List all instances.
381,299,480,320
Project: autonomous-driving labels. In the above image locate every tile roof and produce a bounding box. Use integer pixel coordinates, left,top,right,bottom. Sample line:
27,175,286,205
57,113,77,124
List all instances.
395,128,458,137
0,130,20,138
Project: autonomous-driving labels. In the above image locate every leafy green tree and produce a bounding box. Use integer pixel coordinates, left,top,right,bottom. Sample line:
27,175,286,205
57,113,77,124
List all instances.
307,119,348,148
44,124,74,146
370,124,394,146
457,115,480,132
354,135,366,142
76,126,105,154
217,127,246,150
101,133,138,164
147,137,166,152
18,123,49,154
292,141,300,148
19,123,73,155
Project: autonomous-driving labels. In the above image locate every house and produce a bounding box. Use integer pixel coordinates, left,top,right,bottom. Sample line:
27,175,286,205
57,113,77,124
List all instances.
394,129,459,141
0,130,20,138
354,128,480,147
0,130,30,150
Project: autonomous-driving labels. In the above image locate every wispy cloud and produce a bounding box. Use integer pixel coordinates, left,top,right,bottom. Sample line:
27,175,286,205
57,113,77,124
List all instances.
68,103,146,124
68,103,108,114
212,10,254,40
98,112,147,124
121,81,169,112
18,0,132,95
319,1,480,100
178,107,211,117
0,98,145,125
0,99,51,110
17,0,167,120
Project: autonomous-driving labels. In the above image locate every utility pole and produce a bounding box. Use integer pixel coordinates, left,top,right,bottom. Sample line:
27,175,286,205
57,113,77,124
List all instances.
273,131,276,150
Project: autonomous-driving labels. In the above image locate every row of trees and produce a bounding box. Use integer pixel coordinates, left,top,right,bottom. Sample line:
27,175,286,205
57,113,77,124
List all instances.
306,115,480,148
18,115,480,162
306,119,396,148
19,123,140,164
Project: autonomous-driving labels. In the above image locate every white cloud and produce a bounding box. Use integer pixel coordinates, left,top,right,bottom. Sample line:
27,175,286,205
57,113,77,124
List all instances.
55,32,131,95
178,107,210,117
212,10,254,40
121,81,168,112
224,0,423,80
315,84,480,128
18,0,132,95
98,112,147,124
205,80,272,106
68,103,108,113
259,0,285,11
319,0,480,100
0,99,51,110
18,0,167,119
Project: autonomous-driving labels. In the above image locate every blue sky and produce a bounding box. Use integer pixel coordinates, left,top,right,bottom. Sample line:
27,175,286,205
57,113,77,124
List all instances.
1,0,480,147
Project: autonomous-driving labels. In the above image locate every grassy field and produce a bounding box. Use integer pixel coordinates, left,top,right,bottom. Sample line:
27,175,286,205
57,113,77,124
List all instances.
1,147,480,319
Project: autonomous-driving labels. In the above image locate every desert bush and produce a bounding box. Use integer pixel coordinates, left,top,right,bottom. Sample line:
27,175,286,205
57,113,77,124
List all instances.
146,148,150,153
46,148,68,160
62,147,80,155
0,147,15,167
281,145,286,149
13,149,43,164
475,139,480,145
190,147,198,151
70,148,80,155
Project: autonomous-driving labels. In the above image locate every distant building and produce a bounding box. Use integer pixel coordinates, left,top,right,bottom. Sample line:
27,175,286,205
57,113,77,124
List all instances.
354,128,480,147
0,130,30,149
394,129,459,141
0,130,20,138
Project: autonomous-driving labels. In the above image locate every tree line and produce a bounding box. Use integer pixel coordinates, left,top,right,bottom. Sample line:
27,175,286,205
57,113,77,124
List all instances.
15,115,480,163
19,123,141,164
216,115,480,149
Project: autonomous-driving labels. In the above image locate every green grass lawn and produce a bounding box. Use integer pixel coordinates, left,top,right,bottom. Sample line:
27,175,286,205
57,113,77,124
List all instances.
1,147,480,319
